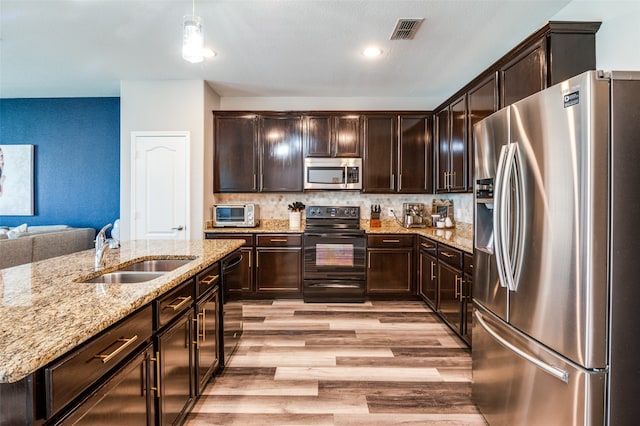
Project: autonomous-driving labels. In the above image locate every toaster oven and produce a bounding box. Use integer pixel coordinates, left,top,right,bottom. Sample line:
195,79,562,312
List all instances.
213,204,260,227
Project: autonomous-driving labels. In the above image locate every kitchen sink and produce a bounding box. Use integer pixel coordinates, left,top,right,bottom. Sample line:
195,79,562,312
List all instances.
81,271,165,284
118,258,195,272
75,256,197,284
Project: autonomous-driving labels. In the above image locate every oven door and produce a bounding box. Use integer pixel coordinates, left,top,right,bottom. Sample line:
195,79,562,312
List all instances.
303,232,366,279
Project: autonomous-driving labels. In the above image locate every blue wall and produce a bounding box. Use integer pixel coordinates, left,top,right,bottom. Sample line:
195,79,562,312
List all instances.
0,98,120,231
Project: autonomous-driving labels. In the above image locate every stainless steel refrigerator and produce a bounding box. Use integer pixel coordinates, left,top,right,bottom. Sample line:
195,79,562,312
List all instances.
472,70,640,426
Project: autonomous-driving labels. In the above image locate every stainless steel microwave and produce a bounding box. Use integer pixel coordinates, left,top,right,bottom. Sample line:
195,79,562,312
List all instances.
304,157,362,190
213,204,259,227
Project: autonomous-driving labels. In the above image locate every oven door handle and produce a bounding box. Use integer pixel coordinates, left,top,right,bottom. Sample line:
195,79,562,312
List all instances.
306,282,363,289
304,232,365,238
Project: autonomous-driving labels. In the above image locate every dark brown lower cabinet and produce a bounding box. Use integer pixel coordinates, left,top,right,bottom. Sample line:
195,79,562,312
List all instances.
58,344,156,425
419,248,438,310
194,287,220,395
438,261,464,335
156,309,193,426
462,253,474,346
366,235,414,296
255,234,302,296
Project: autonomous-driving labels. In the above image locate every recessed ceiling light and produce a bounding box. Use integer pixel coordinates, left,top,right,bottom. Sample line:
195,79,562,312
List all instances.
362,47,383,57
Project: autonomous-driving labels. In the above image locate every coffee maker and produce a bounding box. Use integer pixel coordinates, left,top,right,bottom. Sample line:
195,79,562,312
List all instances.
402,203,425,227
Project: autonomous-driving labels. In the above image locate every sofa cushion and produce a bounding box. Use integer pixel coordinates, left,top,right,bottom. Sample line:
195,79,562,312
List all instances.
32,228,95,262
0,237,33,270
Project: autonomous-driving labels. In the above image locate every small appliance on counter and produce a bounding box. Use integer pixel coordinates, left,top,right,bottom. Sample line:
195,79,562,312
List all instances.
392,203,427,228
212,204,260,227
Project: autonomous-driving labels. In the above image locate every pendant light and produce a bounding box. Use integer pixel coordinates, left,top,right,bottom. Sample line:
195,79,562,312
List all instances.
182,0,215,63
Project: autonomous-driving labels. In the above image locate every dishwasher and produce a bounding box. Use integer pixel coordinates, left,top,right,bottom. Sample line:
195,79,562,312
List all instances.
220,252,244,366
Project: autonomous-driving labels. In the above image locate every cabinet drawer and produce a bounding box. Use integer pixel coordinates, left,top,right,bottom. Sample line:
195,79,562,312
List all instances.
156,280,194,329
196,262,220,299
256,234,302,247
205,233,253,247
464,252,474,276
419,237,438,254
367,234,414,248
438,245,463,269
44,305,152,419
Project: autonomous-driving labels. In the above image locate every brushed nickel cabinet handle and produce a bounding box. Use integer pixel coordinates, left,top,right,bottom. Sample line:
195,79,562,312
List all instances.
382,239,400,243
421,242,435,249
167,296,192,311
430,261,436,280
270,238,288,243
94,335,138,364
441,252,454,258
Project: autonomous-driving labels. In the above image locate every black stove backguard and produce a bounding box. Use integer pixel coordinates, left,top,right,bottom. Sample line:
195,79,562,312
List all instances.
303,206,366,303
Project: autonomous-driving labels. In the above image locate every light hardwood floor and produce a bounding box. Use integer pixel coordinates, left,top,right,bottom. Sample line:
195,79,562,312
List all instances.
185,300,486,426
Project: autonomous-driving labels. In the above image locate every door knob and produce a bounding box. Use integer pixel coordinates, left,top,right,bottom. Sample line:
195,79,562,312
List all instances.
172,225,185,231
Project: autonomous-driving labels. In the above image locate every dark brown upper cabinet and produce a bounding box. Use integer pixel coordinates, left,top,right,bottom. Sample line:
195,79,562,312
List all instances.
499,21,600,108
467,73,499,191
259,115,303,192
435,96,467,193
304,114,361,157
214,114,259,193
362,113,432,194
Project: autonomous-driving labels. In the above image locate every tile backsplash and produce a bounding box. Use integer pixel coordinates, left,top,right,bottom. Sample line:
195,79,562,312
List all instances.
211,193,473,224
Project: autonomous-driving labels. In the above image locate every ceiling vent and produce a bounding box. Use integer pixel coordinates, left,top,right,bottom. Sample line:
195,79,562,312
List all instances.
390,18,424,40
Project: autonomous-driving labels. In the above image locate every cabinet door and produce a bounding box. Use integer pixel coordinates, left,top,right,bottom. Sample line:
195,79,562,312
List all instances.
362,115,396,193
334,115,361,157
500,39,546,108
398,115,431,193
304,115,332,157
435,108,450,192
449,95,467,192
438,262,463,334
467,73,498,191
195,288,219,395
260,115,303,192
60,345,155,426
214,115,258,192
256,247,302,294
367,249,413,294
419,250,438,310
157,310,193,426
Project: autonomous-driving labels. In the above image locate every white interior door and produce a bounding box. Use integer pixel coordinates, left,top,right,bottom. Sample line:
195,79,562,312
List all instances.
131,132,190,240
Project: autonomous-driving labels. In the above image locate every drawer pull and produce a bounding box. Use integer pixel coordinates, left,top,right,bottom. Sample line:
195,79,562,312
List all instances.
441,252,454,258
421,243,434,249
201,274,219,286
382,239,400,243
430,261,436,280
270,238,288,243
166,296,192,311
94,335,138,364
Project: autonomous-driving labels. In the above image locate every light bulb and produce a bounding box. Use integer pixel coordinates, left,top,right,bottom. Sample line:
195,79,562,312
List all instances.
183,15,204,63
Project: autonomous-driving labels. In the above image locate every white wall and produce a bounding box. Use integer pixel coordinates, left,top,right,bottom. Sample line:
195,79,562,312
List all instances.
120,80,210,240
554,0,640,70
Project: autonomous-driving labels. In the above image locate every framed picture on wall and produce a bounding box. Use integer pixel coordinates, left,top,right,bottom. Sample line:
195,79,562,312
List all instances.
0,145,34,216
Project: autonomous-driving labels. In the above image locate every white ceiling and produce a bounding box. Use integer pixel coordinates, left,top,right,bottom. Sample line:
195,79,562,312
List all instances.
1,0,574,107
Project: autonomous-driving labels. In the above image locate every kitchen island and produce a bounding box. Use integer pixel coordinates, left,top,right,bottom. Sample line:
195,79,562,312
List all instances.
0,238,243,425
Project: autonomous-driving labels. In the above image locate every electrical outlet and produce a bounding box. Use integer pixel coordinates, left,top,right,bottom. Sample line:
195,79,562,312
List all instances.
387,208,395,218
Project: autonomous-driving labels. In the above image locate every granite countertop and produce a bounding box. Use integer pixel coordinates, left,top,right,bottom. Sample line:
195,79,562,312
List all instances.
204,219,473,253
0,239,244,384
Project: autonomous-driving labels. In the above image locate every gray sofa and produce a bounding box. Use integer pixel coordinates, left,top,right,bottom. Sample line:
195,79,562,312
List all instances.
0,227,95,269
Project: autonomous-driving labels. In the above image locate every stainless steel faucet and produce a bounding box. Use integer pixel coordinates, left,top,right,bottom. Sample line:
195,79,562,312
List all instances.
95,223,112,269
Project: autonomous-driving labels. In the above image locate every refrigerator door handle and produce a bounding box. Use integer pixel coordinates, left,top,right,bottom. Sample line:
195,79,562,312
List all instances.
501,143,525,292
475,310,570,383
493,144,509,289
